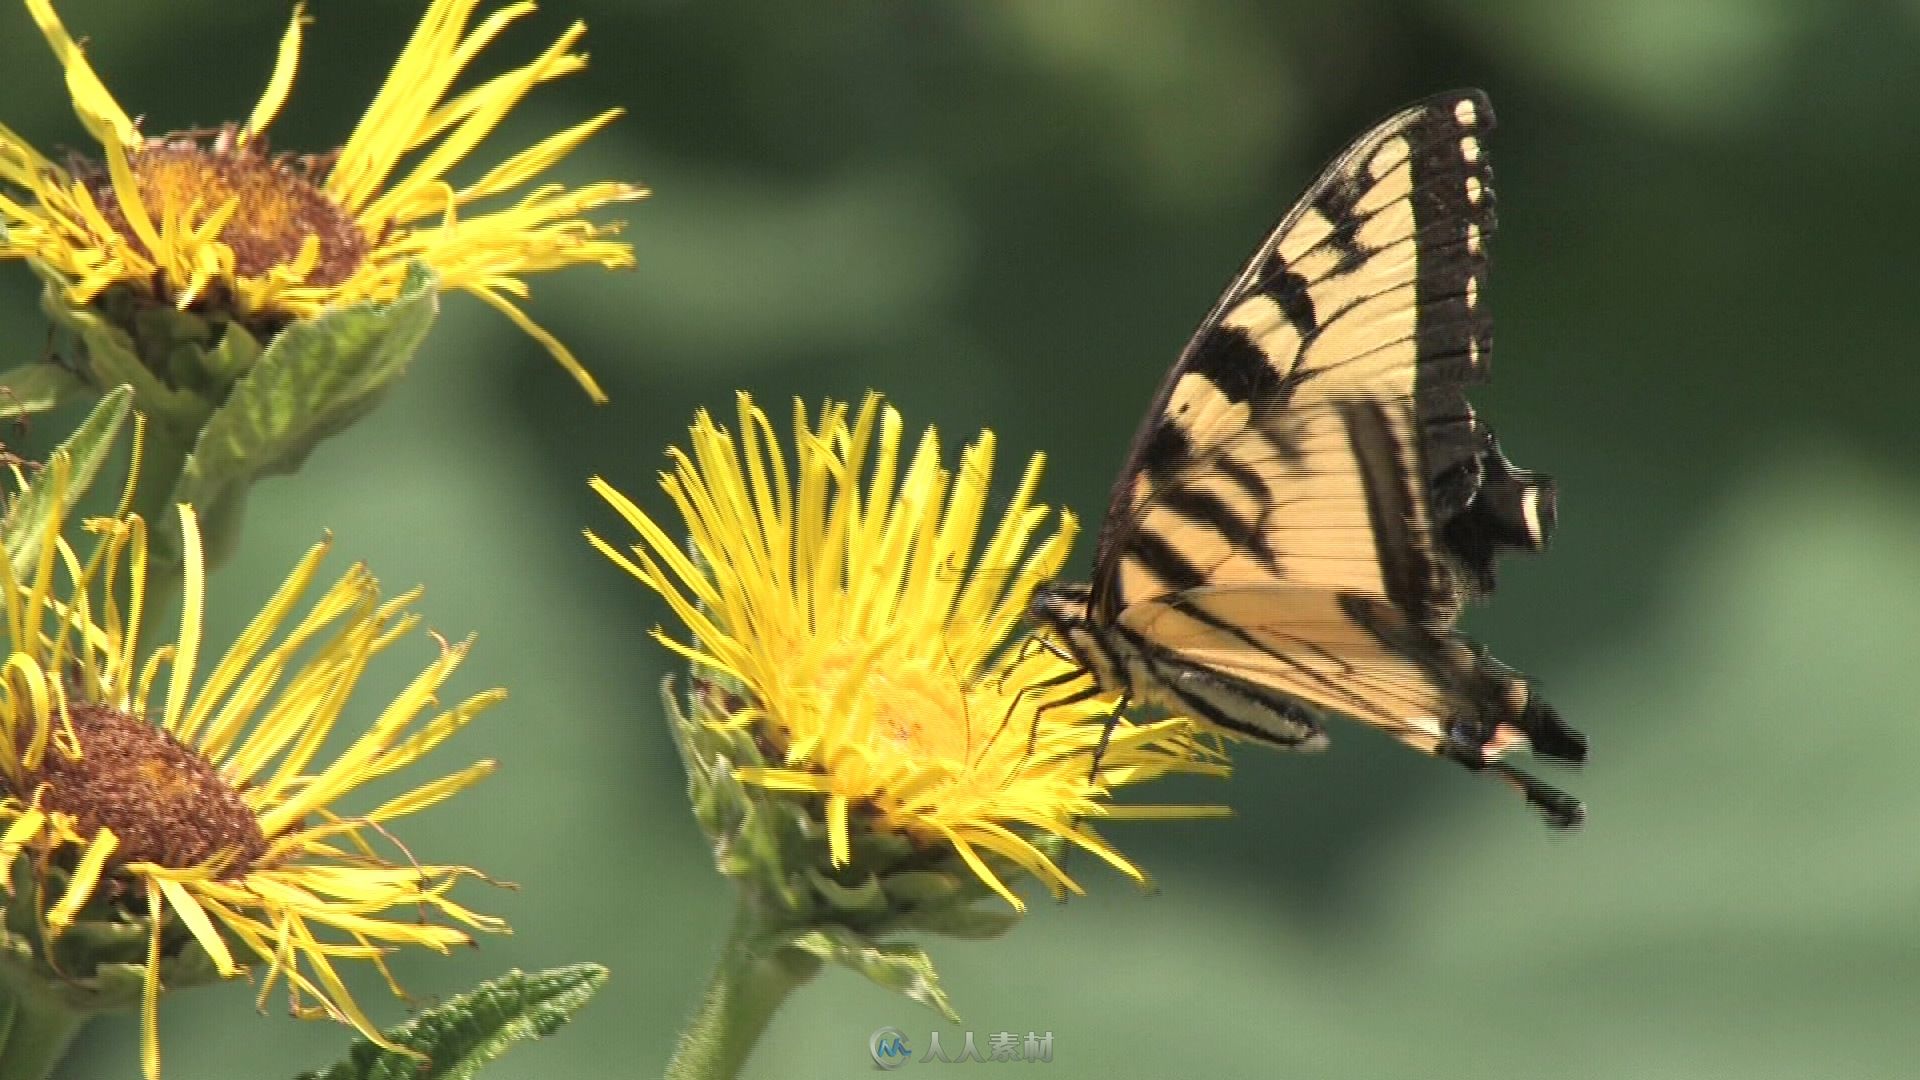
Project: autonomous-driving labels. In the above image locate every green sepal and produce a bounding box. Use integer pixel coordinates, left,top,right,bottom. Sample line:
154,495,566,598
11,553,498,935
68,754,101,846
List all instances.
776,926,957,1022
887,897,1023,942
0,385,132,582
36,262,440,572
161,264,439,569
801,867,889,919
37,268,207,436
293,964,609,1080
0,361,89,418
0,856,224,1017
663,674,1043,1026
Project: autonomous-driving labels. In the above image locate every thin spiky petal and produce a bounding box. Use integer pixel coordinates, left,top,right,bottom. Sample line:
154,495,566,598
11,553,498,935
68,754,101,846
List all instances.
0,494,505,1079
595,393,1225,907
1,1,644,397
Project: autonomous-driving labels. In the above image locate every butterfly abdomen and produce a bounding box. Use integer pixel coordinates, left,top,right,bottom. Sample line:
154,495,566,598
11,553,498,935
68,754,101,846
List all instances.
1029,580,1331,750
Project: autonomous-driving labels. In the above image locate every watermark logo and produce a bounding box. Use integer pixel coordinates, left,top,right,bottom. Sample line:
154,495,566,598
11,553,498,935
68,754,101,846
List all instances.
871,1027,913,1070
868,1028,1053,1066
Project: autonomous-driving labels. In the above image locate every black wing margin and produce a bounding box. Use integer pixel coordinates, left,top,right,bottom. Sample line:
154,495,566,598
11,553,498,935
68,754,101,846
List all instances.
1096,91,1556,612
1085,90,1586,819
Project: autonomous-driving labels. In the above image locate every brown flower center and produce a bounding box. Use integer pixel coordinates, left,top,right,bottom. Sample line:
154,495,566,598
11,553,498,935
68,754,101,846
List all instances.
80,128,370,297
31,702,267,876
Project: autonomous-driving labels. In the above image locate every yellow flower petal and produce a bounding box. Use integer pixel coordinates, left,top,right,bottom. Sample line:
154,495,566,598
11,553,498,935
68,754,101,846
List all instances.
24,0,137,148
595,393,1226,908
244,5,307,140
47,826,117,930
2,1,642,398
0,494,506,1078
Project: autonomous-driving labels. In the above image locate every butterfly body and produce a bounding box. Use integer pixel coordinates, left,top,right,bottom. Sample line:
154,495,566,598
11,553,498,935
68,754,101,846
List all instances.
1029,91,1587,826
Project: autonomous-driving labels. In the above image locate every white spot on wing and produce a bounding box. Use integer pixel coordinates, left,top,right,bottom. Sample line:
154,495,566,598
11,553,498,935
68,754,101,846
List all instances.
1453,98,1477,126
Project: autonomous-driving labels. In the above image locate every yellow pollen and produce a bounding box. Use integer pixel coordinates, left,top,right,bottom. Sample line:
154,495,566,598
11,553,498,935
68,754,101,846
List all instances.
816,644,971,762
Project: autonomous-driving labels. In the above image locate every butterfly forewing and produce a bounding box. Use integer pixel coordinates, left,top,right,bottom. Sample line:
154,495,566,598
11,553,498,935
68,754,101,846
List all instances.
1060,90,1586,826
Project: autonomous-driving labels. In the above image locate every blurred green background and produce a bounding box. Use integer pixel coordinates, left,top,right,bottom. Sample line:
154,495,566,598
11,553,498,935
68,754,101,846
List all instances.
5,0,1919,1077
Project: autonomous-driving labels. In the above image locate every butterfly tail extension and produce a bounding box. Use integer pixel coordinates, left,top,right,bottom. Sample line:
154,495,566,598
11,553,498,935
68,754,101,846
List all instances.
1511,692,1585,764
1489,761,1585,829
1060,89,1585,828
1439,693,1584,827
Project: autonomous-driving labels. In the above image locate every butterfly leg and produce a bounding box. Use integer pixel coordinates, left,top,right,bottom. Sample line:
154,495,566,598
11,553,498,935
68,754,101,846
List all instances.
1086,693,1132,783
993,634,1049,695
984,662,1099,760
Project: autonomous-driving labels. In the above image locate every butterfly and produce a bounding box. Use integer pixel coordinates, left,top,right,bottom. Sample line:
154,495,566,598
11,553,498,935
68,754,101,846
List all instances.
1026,90,1587,826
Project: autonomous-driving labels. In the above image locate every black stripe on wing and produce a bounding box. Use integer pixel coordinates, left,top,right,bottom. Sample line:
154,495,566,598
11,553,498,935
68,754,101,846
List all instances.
1339,397,1586,765
1110,620,1328,749
1341,398,1448,628
1092,91,1486,614
1183,322,1292,406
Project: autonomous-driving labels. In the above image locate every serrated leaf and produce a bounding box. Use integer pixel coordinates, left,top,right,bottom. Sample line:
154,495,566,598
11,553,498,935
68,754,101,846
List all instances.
294,964,608,1080
0,386,132,581
780,926,957,1021
166,264,438,567
0,361,89,417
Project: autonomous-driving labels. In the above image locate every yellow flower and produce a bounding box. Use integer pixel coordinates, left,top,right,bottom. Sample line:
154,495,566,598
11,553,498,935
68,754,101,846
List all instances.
589,393,1226,910
0,457,506,1080
0,0,644,402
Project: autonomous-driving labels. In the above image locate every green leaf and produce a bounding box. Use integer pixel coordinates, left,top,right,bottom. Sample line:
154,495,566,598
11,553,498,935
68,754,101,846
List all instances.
294,964,608,1080
165,264,438,568
0,362,89,417
0,386,132,581
779,926,958,1021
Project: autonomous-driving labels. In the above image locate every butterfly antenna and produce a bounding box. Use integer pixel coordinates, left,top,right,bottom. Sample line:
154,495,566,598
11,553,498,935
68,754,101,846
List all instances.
934,640,976,760
937,552,967,583
936,551,1025,586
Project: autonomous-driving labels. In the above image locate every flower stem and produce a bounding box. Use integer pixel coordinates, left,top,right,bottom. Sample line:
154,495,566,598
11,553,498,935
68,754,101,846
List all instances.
663,895,820,1080
0,967,87,1080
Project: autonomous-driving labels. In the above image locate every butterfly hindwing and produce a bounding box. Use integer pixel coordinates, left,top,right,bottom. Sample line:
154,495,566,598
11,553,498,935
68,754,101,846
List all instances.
1045,90,1585,826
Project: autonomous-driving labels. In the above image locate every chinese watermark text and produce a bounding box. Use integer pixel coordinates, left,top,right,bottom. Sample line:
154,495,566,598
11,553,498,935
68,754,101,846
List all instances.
869,1027,1055,1068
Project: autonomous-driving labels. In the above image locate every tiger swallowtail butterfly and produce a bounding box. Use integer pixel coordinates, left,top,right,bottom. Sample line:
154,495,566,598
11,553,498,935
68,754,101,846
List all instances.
1027,90,1587,827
